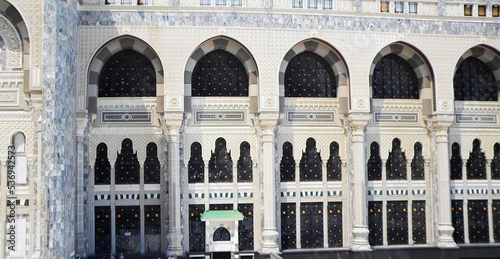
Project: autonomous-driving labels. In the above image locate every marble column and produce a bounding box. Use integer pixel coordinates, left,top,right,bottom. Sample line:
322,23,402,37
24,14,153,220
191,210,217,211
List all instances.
260,116,280,254
433,120,457,248
349,114,371,251
165,117,184,256
76,117,88,257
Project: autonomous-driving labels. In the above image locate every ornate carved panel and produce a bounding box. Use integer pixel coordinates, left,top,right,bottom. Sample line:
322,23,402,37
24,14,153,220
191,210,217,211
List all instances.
101,111,152,124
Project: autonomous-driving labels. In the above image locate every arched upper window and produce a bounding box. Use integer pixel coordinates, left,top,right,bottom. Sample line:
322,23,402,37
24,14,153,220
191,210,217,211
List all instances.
372,54,419,99
411,142,425,180
300,138,322,181
285,51,336,98
115,138,140,184
98,49,156,97
237,142,252,182
192,49,248,97
386,138,407,180
492,143,500,180
327,141,342,181
95,143,111,185
450,143,462,180
466,139,486,180
144,142,160,184
189,142,204,184
368,142,382,181
280,142,295,182
454,57,497,101
209,138,233,183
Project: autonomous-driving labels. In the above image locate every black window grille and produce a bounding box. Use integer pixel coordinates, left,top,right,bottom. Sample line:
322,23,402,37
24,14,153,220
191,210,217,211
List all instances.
451,200,464,244
115,206,140,254
188,142,204,183
466,139,486,180
300,202,324,248
387,201,408,245
280,142,295,182
454,57,497,101
300,138,322,181
492,143,500,180
369,201,383,246
192,49,249,96
115,139,140,184
94,143,111,185
468,200,489,243
281,203,296,250
237,142,253,182
327,142,342,181
493,200,500,242
238,204,254,250
386,138,407,180
284,51,336,98
450,143,463,180
214,227,231,241
189,204,205,252
209,138,233,183
372,54,419,99
368,142,382,181
94,206,111,254
99,49,156,97
209,204,233,211
327,202,342,247
144,142,160,184
145,205,161,253
411,142,425,180
412,201,426,244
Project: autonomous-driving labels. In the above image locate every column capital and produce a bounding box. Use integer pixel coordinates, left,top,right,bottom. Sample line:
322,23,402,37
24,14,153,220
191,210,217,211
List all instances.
348,113,369,137
76,116,89,137
254,112,278,136
161,113,184,136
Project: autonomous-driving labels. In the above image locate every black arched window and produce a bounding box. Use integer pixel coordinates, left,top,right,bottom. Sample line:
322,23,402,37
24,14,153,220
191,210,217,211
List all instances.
368,142,382,181
466,139,486,180
188,142,204,183
300,138,322,181
95,143,111,185
491,143,500,179
450,143,463,180
327,142,342,181
454,57,497,101
99,49,156,97
237,142,252,182
411,142,425,180
386,138,407,180
285,51,336,97
144,142,160,184
372,54,419,99
192,49,248,96
213,227,231,241
209,138,233,183
280,142,295,182
115,138,140,184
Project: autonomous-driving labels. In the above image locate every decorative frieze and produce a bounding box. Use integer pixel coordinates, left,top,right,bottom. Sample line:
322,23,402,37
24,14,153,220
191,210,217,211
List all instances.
455,113,497,125
100,110,153,124
286,111,335,124
373,112,419,124
194,110,246,123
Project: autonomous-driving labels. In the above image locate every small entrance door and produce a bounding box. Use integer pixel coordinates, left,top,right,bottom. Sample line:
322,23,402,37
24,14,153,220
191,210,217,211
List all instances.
212,252,232,259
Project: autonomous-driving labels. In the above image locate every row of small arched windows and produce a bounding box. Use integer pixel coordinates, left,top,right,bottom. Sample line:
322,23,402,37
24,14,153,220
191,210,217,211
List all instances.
98,49,497,101
450,139,500,180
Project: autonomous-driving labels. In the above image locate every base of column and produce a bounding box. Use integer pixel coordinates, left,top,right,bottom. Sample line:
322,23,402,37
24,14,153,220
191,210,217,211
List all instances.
261,229,280,254
166,231,184,256
437,224,457,248
351,225,372,252
76,233,87,257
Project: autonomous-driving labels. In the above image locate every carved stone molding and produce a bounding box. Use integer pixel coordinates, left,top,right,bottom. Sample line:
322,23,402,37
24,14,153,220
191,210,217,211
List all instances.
348,114,369,134
0,16,21,68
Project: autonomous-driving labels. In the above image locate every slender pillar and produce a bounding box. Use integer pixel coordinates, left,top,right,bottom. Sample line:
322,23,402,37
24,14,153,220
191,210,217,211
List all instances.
260,116,280,254
165,117,184,256
433,120,457,248
349,114,371,251
76,118,88,257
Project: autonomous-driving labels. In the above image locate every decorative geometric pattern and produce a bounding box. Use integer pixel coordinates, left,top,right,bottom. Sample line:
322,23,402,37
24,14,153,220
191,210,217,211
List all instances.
368,190,383,196
327,202,342,248
188,142,204,184
98,49,156,97
144,142,160,184
94,206,111,254
188,193,205,199
299,138,322,181
454,57,497,101
94,143,110,185
466,139,486,180
300,191,323,197
368,142,382,181
209,193,234,199
209,138,233,183
213,227,231,241
327,142,342,181
237,142,253,182
386,190,408,195
238,192,253,198
284,51,336,98
386,138,407,180
286,111,335,123
189,204,205,252
411,142,425,180
450,143,463,180
412,201,426,244
115,194,140,200
191,49,248,97
451,200,464,244
194,110,246,123
387,201,408,245
455,114,497,124
101,111,152,124
95,195,110,200
281,203,296,250
492,143,500,180
372,54,418,99
374,112,419,124
369,201,383,246
238,204,254,251
115,139,140,184
467,200,489,243
280,142,296,182
300,202,323,248
281,192,296,197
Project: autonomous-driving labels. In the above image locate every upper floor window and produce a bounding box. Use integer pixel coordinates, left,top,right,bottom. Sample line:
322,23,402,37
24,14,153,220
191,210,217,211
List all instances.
494,5,499,17
464,5,472,16
216,0,226,6
409,2,417,14
285,51,336,98
394,1,403,13
380,1,389,12
323,0,332,9
478,5,486,16
99,49,156,97
308,0,318,9
454,57,497,101
232,0,242,6
372,54,419,99
293,0,302,8
192,49,249,97
200,0,211,5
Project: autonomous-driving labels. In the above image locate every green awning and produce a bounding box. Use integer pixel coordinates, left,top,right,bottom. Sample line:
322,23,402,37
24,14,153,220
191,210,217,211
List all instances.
200,210,244,221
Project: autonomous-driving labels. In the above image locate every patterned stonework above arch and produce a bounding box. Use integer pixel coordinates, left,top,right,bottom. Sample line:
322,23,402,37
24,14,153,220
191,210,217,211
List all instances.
456,45,500,82
0,15,21,69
